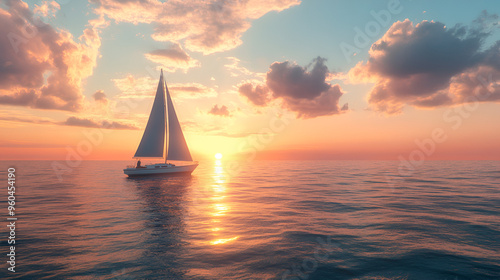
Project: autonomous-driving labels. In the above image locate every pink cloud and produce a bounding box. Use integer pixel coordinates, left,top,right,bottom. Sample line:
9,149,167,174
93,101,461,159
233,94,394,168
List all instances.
0,0,105,111
90,0,300,54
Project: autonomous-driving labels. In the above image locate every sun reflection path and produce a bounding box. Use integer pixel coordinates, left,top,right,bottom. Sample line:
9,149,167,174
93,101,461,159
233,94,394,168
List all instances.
210,236,239,245
209,159,239,245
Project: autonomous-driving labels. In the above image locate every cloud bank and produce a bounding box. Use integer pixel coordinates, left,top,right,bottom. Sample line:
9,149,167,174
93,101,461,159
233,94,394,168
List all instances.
349,14,500,114
0,0,104,111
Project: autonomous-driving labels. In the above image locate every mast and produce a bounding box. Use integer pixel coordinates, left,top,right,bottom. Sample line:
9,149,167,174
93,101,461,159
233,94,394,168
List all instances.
163,69,168,164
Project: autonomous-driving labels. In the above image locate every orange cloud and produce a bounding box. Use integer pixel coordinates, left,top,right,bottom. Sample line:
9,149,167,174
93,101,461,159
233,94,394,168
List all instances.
91,0,301,54
0,1,105,111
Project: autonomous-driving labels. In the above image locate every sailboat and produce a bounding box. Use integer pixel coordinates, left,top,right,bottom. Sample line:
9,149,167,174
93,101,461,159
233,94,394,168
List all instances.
123,70,198,177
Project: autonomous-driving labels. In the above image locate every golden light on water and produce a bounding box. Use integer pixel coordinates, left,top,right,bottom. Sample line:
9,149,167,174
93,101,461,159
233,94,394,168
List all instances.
207,158,239,246
210,236,239,245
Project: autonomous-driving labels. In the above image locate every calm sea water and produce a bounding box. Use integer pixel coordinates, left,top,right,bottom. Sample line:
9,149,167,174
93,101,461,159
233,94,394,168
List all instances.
0,160,499,279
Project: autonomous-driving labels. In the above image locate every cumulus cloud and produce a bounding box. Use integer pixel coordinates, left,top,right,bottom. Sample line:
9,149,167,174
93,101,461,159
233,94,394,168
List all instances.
90,0,300,54
145,42,200,72
238,57,346,118
0,0,104,111
208,104,230,117
349,14,500,114
63,116,139,130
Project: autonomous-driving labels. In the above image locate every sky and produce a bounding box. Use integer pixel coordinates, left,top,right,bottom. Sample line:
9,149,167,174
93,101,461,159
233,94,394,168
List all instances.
1,0,500,161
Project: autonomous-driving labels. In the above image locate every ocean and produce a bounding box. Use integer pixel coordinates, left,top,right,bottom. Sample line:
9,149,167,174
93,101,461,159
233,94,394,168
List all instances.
0,160,499,279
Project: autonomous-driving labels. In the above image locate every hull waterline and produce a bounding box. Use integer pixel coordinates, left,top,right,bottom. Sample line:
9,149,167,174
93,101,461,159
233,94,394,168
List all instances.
123,163,198,177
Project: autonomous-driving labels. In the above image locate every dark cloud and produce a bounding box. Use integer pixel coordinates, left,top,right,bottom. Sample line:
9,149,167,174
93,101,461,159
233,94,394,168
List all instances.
350,14,500,114
238,57,345,118
208,104,230,117
93,90,107,103
238,83,270,106
0,90,37,106
63,116,138,130
0,1,102,111
267,57,331,100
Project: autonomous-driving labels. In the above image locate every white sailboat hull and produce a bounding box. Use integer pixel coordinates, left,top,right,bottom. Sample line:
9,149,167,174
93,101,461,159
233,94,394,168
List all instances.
123,162,198,177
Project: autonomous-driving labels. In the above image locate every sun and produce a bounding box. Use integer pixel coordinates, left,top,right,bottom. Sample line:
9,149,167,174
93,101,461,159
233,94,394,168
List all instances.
214,153,223,160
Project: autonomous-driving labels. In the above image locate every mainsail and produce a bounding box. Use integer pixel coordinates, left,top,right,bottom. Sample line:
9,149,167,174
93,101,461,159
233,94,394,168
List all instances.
133,70,193,162
134,70,166,158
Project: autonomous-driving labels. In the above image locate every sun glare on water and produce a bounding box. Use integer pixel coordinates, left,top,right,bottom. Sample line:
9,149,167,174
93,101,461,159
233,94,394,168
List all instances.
214,153,223,160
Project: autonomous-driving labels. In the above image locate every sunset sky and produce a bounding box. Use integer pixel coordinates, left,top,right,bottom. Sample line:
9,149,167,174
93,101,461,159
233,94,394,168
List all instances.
1,0,499,161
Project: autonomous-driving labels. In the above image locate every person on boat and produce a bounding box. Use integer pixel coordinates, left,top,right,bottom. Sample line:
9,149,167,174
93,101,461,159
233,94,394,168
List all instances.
136,160,141,168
